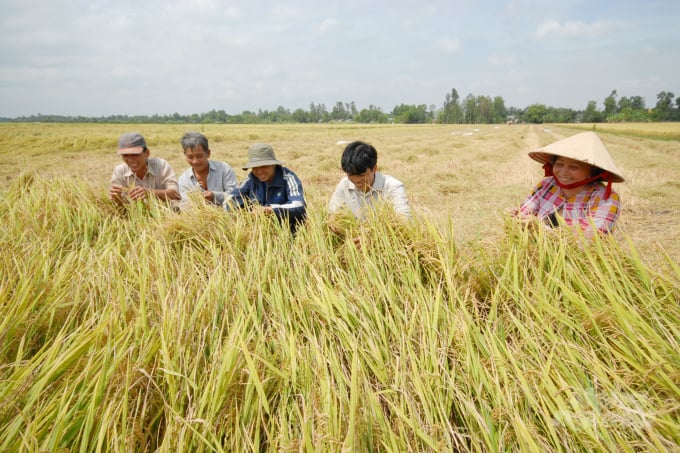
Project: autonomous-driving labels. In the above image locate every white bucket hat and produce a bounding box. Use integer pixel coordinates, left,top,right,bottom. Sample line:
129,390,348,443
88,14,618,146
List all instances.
528,131,624,183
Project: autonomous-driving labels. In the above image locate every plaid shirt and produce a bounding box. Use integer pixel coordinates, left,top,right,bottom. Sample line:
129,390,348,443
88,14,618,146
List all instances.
519,177,620,234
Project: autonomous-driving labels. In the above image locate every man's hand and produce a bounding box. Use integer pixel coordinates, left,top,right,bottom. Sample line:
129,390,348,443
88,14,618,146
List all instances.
127,186,148,201
250,205,274,217
109,184,124,201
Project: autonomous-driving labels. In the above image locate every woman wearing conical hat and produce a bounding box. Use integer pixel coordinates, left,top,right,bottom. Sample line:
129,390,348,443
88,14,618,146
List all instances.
514,131,624,235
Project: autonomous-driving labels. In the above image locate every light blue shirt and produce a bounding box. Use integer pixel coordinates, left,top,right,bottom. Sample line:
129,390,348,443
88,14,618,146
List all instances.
178,160,238,208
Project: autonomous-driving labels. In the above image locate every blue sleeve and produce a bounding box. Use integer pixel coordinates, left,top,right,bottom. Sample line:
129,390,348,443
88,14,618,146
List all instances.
272,171,306,222
227,178,253,210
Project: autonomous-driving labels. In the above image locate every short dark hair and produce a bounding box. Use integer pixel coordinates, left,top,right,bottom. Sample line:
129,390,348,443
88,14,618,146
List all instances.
181,131,210,153
341,141,377,175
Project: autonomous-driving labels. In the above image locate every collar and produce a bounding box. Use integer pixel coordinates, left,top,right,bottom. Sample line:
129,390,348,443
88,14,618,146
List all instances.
249,165,284,186
191,160,217,179
348,172,386,193
123,160,154,178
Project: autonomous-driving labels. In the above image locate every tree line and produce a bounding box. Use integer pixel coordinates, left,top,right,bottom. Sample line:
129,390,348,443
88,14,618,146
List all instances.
2,88,678,124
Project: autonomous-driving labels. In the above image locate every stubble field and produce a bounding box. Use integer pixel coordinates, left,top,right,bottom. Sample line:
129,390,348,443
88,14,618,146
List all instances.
0,122,679,452
2,122,679,261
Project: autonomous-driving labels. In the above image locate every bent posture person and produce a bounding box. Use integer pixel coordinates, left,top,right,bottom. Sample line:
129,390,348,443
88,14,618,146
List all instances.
329,140,411,219
513,131,624,235
227,143,306,233
109,132,179,204
178,131,238,209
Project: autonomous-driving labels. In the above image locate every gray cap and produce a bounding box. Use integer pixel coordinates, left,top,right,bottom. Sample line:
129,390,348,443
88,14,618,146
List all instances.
242,143,283,170
117,132,147,155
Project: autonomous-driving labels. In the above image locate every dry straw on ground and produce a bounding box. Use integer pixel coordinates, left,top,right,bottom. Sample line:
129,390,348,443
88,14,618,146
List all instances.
1,122,678,262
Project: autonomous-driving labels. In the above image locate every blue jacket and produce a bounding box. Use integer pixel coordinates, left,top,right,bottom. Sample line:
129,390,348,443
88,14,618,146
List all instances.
229,166,307,230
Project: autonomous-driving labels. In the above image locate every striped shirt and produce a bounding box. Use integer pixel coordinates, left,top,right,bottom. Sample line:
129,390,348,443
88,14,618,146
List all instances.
519,177,620,234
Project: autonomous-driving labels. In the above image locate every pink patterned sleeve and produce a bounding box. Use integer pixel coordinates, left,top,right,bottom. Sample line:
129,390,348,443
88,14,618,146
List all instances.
518,180,545,216
578,191,620,235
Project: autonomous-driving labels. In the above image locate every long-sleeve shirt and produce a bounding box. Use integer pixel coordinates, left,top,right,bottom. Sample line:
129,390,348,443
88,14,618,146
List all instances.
178,160,238,207
519,177,620,235
329,172,411,219
110,157,178,192
228,166,306,228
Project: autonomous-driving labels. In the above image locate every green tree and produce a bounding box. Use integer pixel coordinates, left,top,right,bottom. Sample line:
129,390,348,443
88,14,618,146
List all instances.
356,105,388,123
543,107,576,123
331,102,348,120
524,104,547,123
492,96,507,123
583,100,604,123
391,104,428,123
630,96,646,111
652,91,675,120
617,96,631,111
309,103,329,122
241,111,258,123
346,101,358,117
291,108,309,123
476,95,494,123
438,88,462,124
462,94,478,123
604,90,618,120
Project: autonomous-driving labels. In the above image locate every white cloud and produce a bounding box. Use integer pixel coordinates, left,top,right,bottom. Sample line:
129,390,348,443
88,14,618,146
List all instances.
167,0,221,13
638,46,659,56
0,0,677,116
223,7,241,19
535,20,619,39
217,33,253,49
488,54,518,66
500,69,527,82
220,79,239,99
108,16,135,32
433,37,461,53
316,18,338,33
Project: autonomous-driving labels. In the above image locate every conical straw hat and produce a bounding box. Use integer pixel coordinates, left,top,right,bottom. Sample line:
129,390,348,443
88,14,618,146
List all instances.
528,131,624,182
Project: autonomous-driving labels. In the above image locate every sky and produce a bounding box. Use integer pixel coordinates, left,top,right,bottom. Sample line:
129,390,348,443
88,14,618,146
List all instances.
1,0,678,117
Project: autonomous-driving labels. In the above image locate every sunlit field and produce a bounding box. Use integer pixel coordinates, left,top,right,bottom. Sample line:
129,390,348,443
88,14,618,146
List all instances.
2,122,679,261
1,123,679,451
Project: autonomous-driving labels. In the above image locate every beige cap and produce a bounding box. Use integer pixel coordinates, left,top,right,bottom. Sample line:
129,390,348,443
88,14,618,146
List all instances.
528,131,624,182
242,143,283,170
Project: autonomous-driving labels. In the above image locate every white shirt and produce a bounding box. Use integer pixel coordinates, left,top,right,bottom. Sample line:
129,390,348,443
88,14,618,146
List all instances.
329,172,411,219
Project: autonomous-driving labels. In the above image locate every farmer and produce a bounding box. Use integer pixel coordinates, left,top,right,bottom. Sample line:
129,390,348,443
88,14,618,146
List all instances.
512,131,624,235
177,131,238,210
109,132,180,205
226,143,306,233
329,140,411,219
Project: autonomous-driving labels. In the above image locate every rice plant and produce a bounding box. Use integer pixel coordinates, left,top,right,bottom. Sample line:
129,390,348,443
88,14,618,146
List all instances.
0,174,678,452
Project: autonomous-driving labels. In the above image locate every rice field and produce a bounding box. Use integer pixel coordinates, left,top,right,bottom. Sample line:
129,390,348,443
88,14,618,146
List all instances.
0,123,679,451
